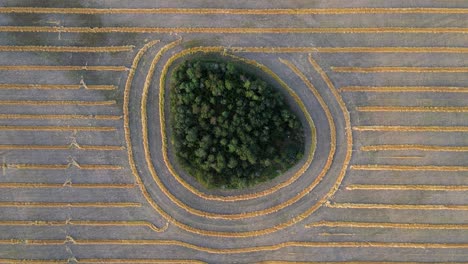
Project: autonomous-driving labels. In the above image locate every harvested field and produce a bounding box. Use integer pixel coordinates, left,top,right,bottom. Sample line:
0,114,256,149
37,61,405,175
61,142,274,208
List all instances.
0,0,466,262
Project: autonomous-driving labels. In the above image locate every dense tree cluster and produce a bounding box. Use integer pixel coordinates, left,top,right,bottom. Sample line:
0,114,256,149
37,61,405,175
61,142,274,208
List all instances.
169,57,304,189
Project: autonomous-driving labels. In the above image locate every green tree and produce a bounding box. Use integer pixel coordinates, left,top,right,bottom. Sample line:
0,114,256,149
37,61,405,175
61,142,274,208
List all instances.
170,56,304,189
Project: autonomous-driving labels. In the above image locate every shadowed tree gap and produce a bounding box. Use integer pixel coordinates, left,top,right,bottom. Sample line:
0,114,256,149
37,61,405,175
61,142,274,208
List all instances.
169,55,304,189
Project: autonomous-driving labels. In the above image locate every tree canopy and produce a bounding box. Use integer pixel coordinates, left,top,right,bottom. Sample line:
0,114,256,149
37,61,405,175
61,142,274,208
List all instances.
169,57,304,189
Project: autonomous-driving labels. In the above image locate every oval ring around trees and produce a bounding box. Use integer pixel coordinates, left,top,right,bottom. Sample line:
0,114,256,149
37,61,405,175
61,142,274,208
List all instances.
126,42,352,237
160,51,317,202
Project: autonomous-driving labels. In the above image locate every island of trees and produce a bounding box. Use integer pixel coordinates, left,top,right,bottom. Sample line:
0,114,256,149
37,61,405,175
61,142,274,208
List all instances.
169,56,304,189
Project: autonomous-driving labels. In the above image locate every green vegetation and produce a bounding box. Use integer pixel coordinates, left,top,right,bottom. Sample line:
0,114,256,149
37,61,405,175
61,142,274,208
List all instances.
169,56,304,189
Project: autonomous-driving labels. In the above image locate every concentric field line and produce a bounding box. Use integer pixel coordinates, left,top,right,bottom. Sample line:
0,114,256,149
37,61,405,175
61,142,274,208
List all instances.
0,100,116,106
0,114,122,120
158,52,322,215
1,7,467,15
346,184,468,191
0,260,66,264
356,106,468,113
0,202,141,208
0,45,134,52
0,65,128,71
4,164,67,170
307,53,353,197
152,49,319,218
149,52,322,219
306,220,468,230
0,220,166,232
77,260,204,264
0,258,206,264
124,44,352,237
1,26,468,34
0,125,116,131
326,202,468,211
230,47,468,53
0,83,116,90
0,144,124,151
361,144,468,152
0,260,205,264
155,48,318,202
376,156,424,159
332,66,468,73
339,86,468,93
258,261,467,264
350,165,468,171
123,41,240,237
353,126,468,132
0,183,135,189
4,163,122,170
0,238,466,252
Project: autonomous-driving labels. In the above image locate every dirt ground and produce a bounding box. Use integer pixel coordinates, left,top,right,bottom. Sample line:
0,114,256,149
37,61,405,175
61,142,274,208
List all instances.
0,0,467,263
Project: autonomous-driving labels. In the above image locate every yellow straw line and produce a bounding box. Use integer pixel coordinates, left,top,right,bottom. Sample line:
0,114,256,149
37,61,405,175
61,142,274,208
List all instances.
0,183,135,189
83,85,117,90
0,100,115,106
1,7,467,15
0,220,166,232
0,144,68,150
77,164,123,170
332,66,468,73
346,184,468,191
321,47,468,53
326,202,468,211
6,164,69,170
361,144,468,152
0,114,122,120
353,126,468,132
259,262,467,264
0,257,194,264
0,239,65,245
356,106,468,113
12,239,468,251
0,84,80,90
0,238,466,254
4,163,122,170
0,83,116,90
69,221,166,232
0,202,141,208
0,260,66,264
0,260,202,264
0,144,123,151
78,259,204,264
0,65,128,71
0,45,134,52
79,145,125,151
232,46,468,53
0,126,116,131
306,220,468,230
340,86,468,93
360,144,468,152
377,156,424,159
350,165,468,171
1,26,467,34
